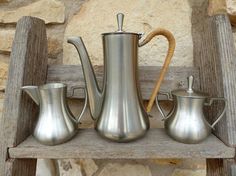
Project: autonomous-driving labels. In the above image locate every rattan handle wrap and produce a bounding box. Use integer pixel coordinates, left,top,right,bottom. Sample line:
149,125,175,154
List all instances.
139,28,175,113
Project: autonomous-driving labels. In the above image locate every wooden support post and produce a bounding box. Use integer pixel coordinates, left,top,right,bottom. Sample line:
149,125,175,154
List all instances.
0,16,48,175
223,159,236,175
207,159,236,176
194,13,236,176
210,15,236,146
207,159,224,176
5,159,37,176
193,0,236,148
192,1,236,175
198,15,236,176
197,14,236,147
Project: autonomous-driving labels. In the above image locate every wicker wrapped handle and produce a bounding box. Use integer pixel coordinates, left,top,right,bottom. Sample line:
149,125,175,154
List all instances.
139,28,176,112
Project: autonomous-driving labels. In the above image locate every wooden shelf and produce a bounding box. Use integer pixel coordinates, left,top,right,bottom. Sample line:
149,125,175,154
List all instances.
9,129,234,159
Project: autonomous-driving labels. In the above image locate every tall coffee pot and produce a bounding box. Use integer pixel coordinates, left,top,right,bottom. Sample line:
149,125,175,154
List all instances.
68,13,175,142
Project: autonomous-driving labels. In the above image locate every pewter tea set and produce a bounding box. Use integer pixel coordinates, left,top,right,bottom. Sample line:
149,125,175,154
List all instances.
21,13,226,146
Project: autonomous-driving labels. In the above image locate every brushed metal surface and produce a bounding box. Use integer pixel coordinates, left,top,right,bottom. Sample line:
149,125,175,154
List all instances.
21,83,87,145
66,13,175,142
165,96,212,144
156,76,226,144
97,33,149,142
68,34,149,142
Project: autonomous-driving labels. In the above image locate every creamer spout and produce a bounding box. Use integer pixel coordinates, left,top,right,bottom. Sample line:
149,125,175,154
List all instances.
21,86,40,105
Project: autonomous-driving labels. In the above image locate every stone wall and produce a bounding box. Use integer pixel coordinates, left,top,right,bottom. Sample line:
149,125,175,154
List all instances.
0,0,235,176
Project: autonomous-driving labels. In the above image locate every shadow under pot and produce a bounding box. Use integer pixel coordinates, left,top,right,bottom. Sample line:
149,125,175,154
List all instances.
156,75,227,144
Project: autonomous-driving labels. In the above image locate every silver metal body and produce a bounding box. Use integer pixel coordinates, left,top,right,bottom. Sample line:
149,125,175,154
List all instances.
68,34,149,142
156,76,226,144
98,33,149,141
67,13,175,142
164,96,212,144
21,83,87,145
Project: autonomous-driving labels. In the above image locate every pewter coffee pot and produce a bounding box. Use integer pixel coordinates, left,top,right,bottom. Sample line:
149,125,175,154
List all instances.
68,13,175,142
21,83,87,145
156,76,227,144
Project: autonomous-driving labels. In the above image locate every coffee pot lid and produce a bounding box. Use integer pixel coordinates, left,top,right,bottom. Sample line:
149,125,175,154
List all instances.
171,75,209,98
102,13,141,36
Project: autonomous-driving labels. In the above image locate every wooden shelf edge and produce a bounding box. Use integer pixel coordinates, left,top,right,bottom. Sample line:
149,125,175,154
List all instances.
8,129,235,159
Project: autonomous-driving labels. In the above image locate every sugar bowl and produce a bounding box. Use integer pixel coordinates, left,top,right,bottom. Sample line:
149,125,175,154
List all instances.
156,76,227,144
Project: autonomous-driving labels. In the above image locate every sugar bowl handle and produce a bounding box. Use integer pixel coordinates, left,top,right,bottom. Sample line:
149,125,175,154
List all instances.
155,92,174,120
204,97,227,128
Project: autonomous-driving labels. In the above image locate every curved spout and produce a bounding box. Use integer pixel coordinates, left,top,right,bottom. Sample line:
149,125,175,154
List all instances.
67,37,103,120
21,86,40,105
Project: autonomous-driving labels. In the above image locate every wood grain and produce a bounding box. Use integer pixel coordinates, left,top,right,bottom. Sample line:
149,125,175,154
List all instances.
9,129,234,159
5,159,37,176
223,159,236,176
0,17,48,175
207,159,236,176
195,14,236,147
207,159,225,176
211,15,236,146
46,65,200,100
192,2,236,174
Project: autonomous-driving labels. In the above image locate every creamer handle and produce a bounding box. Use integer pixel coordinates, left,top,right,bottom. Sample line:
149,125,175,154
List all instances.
69,86,88,124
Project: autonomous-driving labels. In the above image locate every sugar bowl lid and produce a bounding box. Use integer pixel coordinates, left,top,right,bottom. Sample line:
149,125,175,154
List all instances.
171,76,209,98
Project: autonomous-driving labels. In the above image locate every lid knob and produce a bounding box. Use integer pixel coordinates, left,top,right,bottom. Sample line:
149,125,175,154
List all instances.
117,13,124,32
187,75,194,93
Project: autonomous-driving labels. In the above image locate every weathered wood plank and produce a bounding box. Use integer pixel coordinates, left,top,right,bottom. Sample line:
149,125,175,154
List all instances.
0,16,48,175
192,2,236,174
224,159,236,176
5,159,37,176
231,165,236,176
211,15,236,146
207,159,236,176
9,129,234,159
195,14,236,147
207,159,225,176
46,65,200,100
